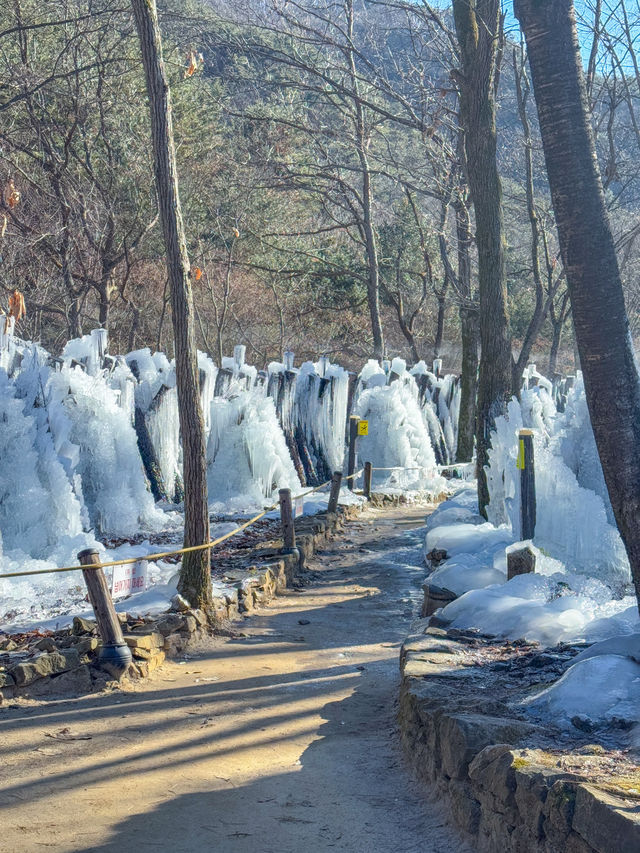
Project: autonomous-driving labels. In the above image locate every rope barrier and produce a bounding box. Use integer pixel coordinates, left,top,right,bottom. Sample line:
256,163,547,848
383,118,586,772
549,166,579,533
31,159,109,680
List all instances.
370,466,428,472
0,472,357,581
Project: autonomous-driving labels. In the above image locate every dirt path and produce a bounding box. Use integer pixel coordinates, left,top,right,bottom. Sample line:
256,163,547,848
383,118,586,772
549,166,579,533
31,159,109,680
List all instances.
0,504,474,853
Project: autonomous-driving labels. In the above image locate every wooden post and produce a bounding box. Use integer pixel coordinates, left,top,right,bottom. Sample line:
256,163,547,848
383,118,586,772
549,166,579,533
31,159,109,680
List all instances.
328,470,342,514
347,415,359,490
518,429,536,540
77,549,132,673
279,488,296,553
364,461,373,500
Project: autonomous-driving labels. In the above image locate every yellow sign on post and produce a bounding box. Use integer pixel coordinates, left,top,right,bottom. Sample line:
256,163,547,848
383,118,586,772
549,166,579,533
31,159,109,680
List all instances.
516,438,525,470
357,420,369,436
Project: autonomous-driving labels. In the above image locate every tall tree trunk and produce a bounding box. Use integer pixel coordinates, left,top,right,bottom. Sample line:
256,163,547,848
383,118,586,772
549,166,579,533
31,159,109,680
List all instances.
512,46,548,393
455,195,479,462
346,0,384,360
433,290,447,360
548,325,562,377
547,292,570,377
516,0,640,610
131,0,211,608
453,0,512,514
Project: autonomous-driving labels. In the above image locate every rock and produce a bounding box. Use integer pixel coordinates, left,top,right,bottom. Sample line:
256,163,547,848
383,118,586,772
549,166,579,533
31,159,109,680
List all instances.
191,609,208,628
163,633,184,655
572,783,640,853
74,637,99,657
25,665,92,697
426,548,448,564
440,714,537,780
10,649,81,687
180,615,197,634
123,632,164,650
154,614,186,636
571,714,596,733
72,616,96,636
35,637,58,652
506,542,538,580
421,583,457,617
133,650,165,678
0,638,18,651
170,594,191,613
0,671,15,688
542,780,579,850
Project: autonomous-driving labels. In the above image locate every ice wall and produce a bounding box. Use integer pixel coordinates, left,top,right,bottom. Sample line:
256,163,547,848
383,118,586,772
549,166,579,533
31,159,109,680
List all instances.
126,349,183,503
207,389,301,505
0,370,85,556
485,385,630,588
353,375,445,493
46,364,168,537
410,363,460,464
294,360,349,483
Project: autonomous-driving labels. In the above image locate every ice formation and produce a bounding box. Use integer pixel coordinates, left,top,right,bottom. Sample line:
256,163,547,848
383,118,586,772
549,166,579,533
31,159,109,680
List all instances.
424,370,639,656
207,390,301,505
353,372,445,494
484,384,629,586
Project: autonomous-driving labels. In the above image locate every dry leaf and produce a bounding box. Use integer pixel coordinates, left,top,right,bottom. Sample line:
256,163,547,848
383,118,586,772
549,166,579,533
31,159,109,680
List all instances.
45,727,92,742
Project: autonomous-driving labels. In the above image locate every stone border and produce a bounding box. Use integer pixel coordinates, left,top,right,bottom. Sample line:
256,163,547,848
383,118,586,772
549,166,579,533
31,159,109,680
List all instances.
399,627,640,853
0,504,362,701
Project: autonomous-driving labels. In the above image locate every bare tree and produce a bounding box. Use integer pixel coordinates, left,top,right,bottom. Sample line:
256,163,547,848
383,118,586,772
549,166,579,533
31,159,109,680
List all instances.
452,0,512,514
131,0,211,609
515,0,640,611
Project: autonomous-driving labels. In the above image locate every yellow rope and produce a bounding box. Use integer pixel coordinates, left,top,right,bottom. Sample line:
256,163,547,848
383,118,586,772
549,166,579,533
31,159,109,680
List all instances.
0,474,346,580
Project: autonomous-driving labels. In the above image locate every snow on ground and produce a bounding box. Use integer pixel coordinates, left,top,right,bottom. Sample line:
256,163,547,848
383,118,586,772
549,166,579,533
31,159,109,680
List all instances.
424,377,640,728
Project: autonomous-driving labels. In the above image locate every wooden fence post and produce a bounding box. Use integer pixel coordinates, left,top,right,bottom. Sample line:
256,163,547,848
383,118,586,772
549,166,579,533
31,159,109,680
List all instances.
279,488,297,553
364,461,373,500
328,470,342,514
347,415,359,490
77,549,132,673
518,429,536,540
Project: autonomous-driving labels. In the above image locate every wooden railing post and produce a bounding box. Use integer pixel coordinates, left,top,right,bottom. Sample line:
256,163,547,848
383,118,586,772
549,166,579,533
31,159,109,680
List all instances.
347,415,359,490
328,470,342,514
77,548,132,674
517,429,536,540
364,461,373,500
279,488,296,553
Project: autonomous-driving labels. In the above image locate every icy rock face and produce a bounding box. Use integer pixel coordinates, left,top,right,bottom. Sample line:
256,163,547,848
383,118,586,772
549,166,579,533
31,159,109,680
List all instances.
554,374,614,523
485,391,629,587
207,390,301,504
353,379,445,493
410,364,460,464
0,371,85,556
294,360,349,480
47,365,166,537
126,349,182,503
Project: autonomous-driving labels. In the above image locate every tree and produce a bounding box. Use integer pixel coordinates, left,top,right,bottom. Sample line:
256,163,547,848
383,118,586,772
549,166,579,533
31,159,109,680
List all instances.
131,0,211,608
515,0,640,610
452,0,512,514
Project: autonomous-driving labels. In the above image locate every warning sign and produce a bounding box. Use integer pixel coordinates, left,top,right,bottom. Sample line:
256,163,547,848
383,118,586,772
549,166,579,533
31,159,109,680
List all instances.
357,420,369,436
111,561,147,599
294,495,304,518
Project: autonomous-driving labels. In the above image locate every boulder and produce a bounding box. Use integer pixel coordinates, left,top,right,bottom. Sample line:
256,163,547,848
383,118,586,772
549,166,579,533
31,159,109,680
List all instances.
10,649,81,686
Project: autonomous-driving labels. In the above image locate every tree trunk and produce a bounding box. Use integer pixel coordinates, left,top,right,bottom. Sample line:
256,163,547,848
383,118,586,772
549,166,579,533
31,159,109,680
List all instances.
454,196,478,462
131,0,211,608
515,0,640,610
433,291,447,360
453,0,512,514
346,0,384,361
548,320,563,377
